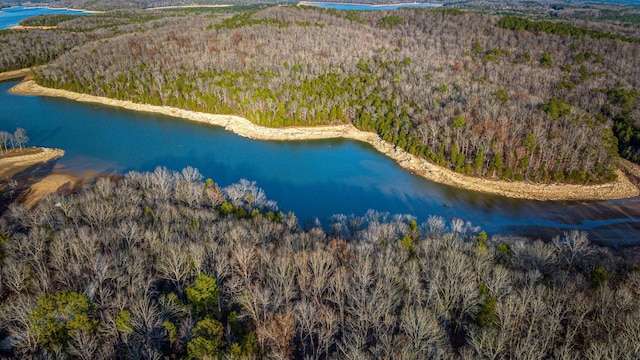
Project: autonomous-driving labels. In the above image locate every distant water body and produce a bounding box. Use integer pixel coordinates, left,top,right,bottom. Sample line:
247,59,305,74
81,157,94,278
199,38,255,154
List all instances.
300,1,640,10
0,6,91,30
300,2,442,11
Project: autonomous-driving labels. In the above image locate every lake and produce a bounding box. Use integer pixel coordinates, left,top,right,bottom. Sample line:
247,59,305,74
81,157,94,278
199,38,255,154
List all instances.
299,2,442,11
1,80,640,247
0,6,92,30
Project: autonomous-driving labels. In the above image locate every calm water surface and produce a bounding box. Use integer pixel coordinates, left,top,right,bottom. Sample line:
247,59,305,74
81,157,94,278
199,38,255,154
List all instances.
1,81,639,247
301,2,442,11
0,6,91,30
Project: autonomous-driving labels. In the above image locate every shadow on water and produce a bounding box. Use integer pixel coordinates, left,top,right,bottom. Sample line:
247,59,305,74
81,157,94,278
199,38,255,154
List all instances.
0,160,58,213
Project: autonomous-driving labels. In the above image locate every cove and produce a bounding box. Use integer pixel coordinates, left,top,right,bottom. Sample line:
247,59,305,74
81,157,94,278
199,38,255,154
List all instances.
2,80,640,247
0,6,92,30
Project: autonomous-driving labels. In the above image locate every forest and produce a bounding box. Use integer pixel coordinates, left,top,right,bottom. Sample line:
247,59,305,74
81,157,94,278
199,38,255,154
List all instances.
2,2,640,359
1,167,640,359
16,5,639,184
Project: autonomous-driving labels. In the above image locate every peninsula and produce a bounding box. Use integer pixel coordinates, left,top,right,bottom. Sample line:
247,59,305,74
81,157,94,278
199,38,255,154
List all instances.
0,146,64,179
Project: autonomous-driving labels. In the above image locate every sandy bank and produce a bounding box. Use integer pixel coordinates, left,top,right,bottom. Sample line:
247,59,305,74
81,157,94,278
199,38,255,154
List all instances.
10,25,57,30
0,147,65,179
0,68,32,81
21,173,76,208
10,80,640,201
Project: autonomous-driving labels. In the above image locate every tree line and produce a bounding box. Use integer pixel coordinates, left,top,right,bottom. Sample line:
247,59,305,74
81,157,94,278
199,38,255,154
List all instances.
1,166,639,358
0,128,29,153
29,6,640,184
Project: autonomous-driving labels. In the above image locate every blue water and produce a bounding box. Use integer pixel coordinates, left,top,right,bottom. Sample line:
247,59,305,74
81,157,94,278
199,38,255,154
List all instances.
0,6,91,30
302,2,442,11
1,80,639,247
301,1,640,10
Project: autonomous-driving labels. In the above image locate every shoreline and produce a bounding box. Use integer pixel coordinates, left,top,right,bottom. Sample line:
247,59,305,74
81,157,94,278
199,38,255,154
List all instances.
10,25,57,30
9,80,640,201
0,6,100,14
0,68,32,81
0,147,65,179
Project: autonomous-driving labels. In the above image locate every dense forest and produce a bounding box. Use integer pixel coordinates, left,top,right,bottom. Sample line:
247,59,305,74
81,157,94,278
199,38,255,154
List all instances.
1,167,640,358
25,6,640,185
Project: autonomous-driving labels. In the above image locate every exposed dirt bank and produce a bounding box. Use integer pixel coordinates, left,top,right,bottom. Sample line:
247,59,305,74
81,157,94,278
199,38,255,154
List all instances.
10,25,57,30
20,173,76,208
0,147,65,179
0,68,32,81
10,80,640,201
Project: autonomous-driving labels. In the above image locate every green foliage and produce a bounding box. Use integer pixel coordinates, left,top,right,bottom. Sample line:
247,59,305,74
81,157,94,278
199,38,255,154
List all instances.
477,231,488,245
590,266,608,289
212,11,321,30
377,15,403,29
453,115,466,129
30,291,98,350
613,115,640,162
499,15,640,44
600,84,640,163
20,14,83,27
495,243,512,264
218,201,234,216
408,219,419,232
489,154,503,175
606,84,639,113
540,97,572,119
164,321,178,343
574,52,602,65
472,41,484,55
524,133,536,153
483,48,511,63
0,231,7,261
115,310,133,334
540,52,553,68
494,89,509,103
477,295,498,328
229,332,259,357
187,317,225,359
344,11,365,24
450,142,460,165
400,233,415,254
474,149,485,172
476,231,488,255
186,273,221,316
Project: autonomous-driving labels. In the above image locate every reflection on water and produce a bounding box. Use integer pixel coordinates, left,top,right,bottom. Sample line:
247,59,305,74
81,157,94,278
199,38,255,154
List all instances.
2,80,639,247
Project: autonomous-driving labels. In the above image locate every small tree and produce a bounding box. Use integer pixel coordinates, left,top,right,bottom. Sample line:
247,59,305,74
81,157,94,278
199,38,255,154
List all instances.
540,52,553,68
13,128,29,150
187,317,225,359
186,273,221,317
0,131,13,153
30,291,99,351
